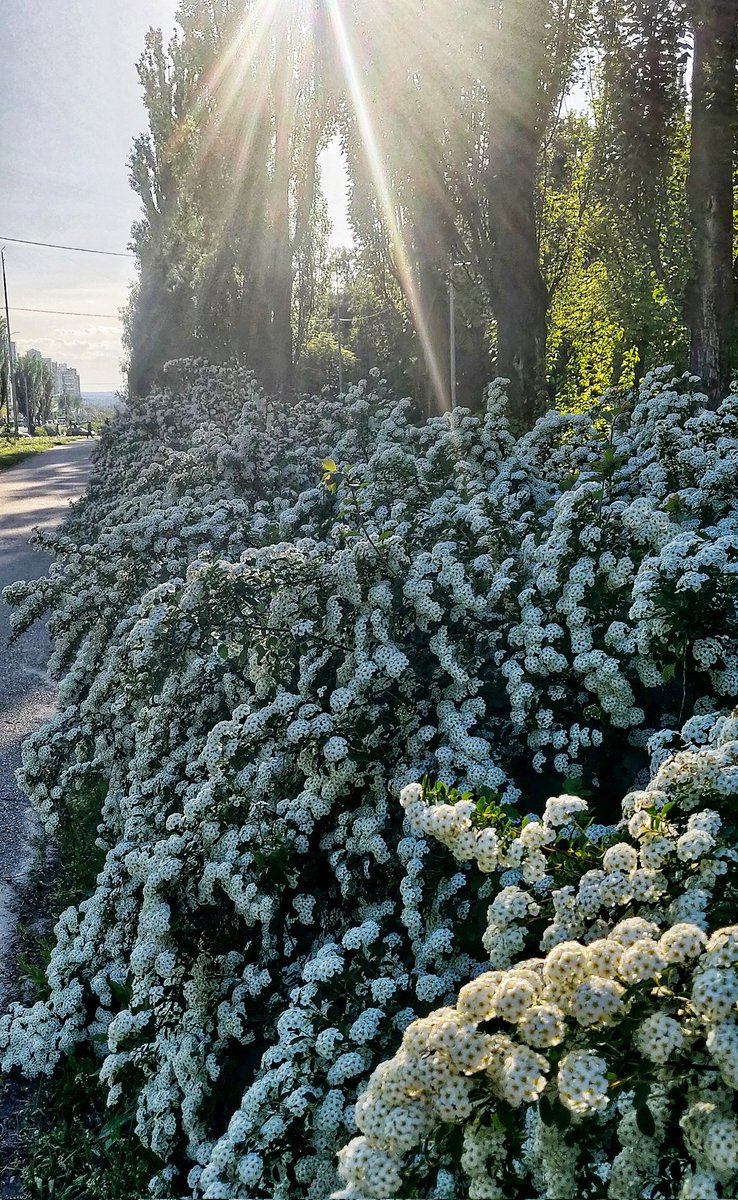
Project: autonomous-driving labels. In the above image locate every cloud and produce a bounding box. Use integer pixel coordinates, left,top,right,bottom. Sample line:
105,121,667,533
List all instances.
22,331,123,363
51,325,122,339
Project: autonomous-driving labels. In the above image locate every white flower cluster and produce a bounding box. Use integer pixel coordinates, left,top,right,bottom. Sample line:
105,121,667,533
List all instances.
337,709,738,1199
3,361,738,1198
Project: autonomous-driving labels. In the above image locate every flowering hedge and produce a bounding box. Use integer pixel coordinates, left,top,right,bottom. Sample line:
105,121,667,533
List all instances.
3,361,738,1198
337,713,738,1199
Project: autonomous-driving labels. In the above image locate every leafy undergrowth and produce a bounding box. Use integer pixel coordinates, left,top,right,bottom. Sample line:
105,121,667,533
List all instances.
21,1049,160,1200
16,783,157,1200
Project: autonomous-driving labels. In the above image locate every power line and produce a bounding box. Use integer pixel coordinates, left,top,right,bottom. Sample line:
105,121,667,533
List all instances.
10,305,121,319
0,235,134,259
338,306,395,324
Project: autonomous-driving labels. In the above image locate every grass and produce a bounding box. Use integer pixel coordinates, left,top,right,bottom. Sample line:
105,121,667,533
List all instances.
21,1052,160,1200
0,435,85,471
14,783,162,1200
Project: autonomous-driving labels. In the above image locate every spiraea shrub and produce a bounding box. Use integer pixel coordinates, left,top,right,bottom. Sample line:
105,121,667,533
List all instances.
337,713,738,1200
3,361,738,1198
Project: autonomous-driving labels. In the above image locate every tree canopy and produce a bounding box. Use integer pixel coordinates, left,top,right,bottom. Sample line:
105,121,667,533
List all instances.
125,0,737,423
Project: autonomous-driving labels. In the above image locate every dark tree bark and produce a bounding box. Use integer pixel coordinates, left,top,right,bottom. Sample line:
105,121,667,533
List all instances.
271,92,295,397
686,0,738,401
412,196,453,414
410,256,448,415
267,16,297,398
488,0,549,429
128,248,198,398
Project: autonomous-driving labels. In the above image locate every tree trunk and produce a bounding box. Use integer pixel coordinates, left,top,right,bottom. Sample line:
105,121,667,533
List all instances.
456,316,491,411
488,0,549,429
686,0,738,401
413,238,452,416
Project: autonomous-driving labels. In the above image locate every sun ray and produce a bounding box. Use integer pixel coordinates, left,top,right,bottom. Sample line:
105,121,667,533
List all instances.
324,0,450,412
164,0,284,257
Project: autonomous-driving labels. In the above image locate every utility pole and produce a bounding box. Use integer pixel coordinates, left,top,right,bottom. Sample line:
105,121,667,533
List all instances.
1,248,19,436
335,270,344,394
448,271,457,409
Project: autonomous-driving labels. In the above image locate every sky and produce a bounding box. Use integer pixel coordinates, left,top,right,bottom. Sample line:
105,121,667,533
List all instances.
0,2,350,393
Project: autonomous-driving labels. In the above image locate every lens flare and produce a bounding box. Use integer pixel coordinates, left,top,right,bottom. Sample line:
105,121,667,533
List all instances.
325,0,450,412
192,0,288,241
163,0,452,409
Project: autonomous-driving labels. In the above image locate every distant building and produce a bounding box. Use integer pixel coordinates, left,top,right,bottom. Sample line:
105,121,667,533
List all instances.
17,345,83,398
59,366,81,398
50,361,82,398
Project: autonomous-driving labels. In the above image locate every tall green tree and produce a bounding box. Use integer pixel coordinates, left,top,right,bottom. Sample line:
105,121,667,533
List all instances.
14,355,54,432
485,0,550,427
541,98,691,404
126,0,331,398
596,0,688,284
594,0,737,398
123,0,737,417
686,0,738,398
340,0,591,423
125,24,202,396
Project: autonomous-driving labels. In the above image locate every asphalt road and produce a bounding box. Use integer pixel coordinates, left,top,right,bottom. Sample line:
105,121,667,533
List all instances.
0,440,94,1005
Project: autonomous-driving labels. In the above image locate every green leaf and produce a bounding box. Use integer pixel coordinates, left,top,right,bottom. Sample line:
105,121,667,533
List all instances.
538,1094,554,1127
562,774,592,798
635,1105,656,1137
552,1097,571,1131
108,974,133,1009
661,662,677,682
217,643,230,660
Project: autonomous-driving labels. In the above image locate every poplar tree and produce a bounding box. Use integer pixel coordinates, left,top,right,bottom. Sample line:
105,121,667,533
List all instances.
686,0,738,399
126,1,329,398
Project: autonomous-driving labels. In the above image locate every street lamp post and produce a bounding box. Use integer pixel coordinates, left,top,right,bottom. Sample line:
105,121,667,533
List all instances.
448,260,471,410
22,373,30,431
